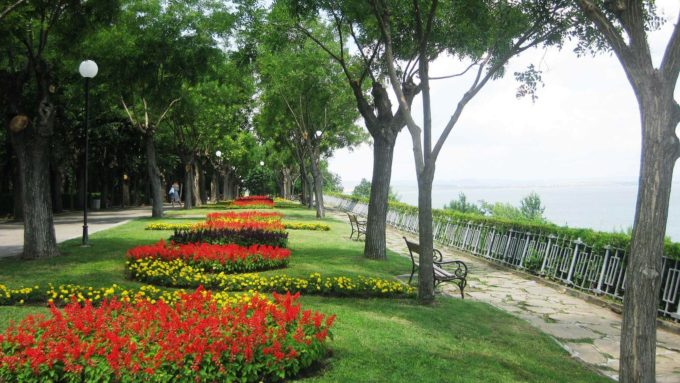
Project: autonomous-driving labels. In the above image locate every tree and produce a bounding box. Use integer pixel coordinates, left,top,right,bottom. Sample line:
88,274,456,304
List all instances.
1,0,118,258
284,0,421,259
372,0,572,302
519,192,545,221
573,1,680,380
88,0,234,217
445,193,484,215
256,12,365,218
351,178,400,202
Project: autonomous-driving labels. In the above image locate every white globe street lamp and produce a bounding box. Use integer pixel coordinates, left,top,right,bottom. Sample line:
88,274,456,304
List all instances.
79,60,98,78
259,161,265,166
215,150,222,158
79,59,98,246
315,130,322,138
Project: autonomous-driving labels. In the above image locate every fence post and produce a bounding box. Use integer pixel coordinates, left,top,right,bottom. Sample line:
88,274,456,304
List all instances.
566,238,583,285
502,229,514,261
518,232,532,268
540,234,555,274
486,226,496,258
594,246,611,294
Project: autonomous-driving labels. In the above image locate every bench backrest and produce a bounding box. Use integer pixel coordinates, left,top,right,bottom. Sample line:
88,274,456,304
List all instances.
403,237,444,265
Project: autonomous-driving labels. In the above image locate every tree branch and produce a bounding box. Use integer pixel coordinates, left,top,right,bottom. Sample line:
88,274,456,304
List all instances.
156,98,181,127
429,60,481,80
0,0,26,21
121,97,144,134
371,0,424,173
575,0,633,66
661,12,680,86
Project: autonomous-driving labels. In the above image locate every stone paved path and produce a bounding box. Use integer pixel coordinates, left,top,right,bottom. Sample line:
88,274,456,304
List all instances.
0,206,160,258
328,209,680,382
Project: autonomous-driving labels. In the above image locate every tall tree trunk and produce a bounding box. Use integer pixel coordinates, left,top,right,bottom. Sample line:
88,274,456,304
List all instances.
199,163,207,204
192,163,201,207
10,107,59,259
184,162,193,209
309,158,324,218
305,174,314,208
210,171,217,202
417,167,436,303
222,170,230,200
364,132,396,259
144,133,163,217
620,89,679,383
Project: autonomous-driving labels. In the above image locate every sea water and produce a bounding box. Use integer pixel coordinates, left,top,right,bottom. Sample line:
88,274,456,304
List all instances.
345,179,680,241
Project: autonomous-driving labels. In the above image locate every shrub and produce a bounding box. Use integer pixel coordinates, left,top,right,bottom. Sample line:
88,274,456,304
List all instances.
126,240,290,273
0,288,335,382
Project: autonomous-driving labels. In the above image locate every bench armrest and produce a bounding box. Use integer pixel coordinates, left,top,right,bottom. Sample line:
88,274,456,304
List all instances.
435,260,468,278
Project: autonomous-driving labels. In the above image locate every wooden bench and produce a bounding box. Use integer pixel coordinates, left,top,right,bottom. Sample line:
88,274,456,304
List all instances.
347,213,366,240
403,237,468,299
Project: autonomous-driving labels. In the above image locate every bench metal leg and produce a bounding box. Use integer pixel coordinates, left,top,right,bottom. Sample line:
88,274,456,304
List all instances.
408,265,417,285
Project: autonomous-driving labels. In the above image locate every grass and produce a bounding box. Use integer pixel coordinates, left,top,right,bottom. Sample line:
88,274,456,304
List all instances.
0,207,610,382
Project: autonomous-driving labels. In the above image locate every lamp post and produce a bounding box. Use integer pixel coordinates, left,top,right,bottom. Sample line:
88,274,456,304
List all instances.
215,150,222,200
79,60,98,246
259,161,264,166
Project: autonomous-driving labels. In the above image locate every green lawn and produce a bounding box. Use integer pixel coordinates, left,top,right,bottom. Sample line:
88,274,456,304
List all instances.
0,207,608,382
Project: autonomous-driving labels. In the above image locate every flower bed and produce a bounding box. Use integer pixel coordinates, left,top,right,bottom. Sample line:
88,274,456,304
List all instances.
0,288,334,382
196,220,285,232
170,227,289,248
284,222,330,231
0,283,261,307
145,222,196,231
126,240,290,273
126,258,415,298
146,221,329,232
232,195,275,208
206,211,283,222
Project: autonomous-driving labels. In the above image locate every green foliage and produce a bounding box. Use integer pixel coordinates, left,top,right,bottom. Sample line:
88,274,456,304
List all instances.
351,179,400,202
481,201,525,221
520,192,545,221
242,166,277,196
445,193,484,215
322,163,344,193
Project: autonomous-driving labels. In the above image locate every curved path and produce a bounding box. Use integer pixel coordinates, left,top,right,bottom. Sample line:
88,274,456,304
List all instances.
328,210,680,382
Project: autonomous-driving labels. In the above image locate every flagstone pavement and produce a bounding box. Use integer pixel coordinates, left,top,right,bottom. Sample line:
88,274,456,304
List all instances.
327,209,680,382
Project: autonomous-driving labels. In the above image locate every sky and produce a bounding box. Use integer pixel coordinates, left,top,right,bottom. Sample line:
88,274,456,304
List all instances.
328,0,680,191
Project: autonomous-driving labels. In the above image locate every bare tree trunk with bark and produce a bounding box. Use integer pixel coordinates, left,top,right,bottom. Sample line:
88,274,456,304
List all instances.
144,133,163,217
309,158,324,218
11,99,59,259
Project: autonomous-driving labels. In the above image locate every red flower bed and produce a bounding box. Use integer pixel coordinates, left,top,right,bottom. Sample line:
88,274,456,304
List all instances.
0,289,335,382
126,240,290,273
233,196,274,207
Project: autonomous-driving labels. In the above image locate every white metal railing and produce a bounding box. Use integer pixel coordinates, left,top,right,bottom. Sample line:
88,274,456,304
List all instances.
326,195,680,320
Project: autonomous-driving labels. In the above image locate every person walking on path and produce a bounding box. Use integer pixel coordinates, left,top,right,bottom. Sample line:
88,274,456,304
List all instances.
169,182,181,208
